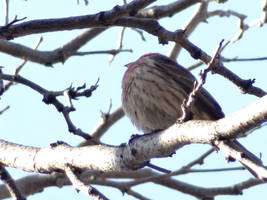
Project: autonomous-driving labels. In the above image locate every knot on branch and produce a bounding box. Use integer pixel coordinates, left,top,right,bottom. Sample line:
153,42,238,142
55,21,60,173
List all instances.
129,9,138,16
157,25,169,45
42,93,56,104
191,49,202,60
239,78,256,94
97,5,122,26
50,140,70,148
43,93,65,112
0,16,27,40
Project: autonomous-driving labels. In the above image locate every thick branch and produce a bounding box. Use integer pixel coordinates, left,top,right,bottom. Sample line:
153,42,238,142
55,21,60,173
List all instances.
0,95,266,175
0,28,107,65
0,0,156,65
0,0,156,39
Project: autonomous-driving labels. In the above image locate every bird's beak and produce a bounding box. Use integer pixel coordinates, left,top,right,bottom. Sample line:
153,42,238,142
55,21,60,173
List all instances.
125,62,132,68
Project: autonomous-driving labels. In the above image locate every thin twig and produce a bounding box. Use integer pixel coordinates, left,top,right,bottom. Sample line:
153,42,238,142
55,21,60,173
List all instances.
74,49,132,56
187,167,245,173
168,2,208,59
182,148,215,169
214,140,267,180
0,105,10,115
0,165,25,200
124,148,217,188
187,55,267,71
64,164,109,200
0,15,27,29
108,27,127,63
4,36,43,91
79,106,124,146
131,28,146,41
126,188,151,200
0,73,98,140
3,0,9,25
145,162,171,174
179,39,224,122
223,56,267,62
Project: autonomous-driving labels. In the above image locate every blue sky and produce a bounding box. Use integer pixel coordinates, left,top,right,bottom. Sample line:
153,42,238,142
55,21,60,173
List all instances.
0,0,267,199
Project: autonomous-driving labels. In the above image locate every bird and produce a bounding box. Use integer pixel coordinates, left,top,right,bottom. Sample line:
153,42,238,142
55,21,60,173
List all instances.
121,53,262,176
122,53,224,133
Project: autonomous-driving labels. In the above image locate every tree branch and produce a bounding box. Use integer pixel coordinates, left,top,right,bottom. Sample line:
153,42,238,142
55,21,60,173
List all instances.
0,0,155,65
114,17,267,97
0,169,265,200
136,0,202,19
0,0,156,39
0,165,25,200
0,73,98,140
168,2,208,59
64,165,109,200
0,95,266,176
4,36,43,91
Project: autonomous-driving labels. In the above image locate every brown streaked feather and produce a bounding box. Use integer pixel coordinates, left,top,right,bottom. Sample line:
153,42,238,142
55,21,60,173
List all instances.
147,54,224,120
122,53,224,132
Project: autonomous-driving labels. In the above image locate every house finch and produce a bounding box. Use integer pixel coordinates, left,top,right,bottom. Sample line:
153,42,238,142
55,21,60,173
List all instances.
122,53,224,133
121,53,262,174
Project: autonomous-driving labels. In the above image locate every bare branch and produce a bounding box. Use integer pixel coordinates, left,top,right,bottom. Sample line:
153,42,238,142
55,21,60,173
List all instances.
0,1,266,199
259,0,267,26
187,55,267,71
179,39,224,122
3,0,9,25
108,27,126,63
136,0,202,19
117,17,267,96
0,105,10,115
208,9,248,42
81,106,124,144
0,73,98,140
0,95,266,176
155,178,265,199
0,0,156,39
4,36,43,91
182,148,215,169
0,28,106,66
0,0,155,65
64,165,109,200
168,2,208,59
0,165,25,200
0,169,265,200
222,56,267,62
74,48,132,56
0,16,27,39
214,140,265,179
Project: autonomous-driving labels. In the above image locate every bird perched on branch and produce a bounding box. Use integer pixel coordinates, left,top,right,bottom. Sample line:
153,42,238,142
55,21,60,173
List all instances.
121,53,262,176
